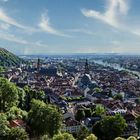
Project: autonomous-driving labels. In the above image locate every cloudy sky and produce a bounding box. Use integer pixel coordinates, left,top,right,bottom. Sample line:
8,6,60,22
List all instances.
0,0,140,55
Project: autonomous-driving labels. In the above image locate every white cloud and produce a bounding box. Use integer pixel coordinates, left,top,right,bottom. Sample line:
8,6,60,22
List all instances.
0,8,70,37
0,0,8,2
0,32,47,47
131,30,140,36
0,8,26,29
81,0,140,37
81,0,129,28
0,22,10,30
0,8,38,33
39,11,69,37
66,28,96,36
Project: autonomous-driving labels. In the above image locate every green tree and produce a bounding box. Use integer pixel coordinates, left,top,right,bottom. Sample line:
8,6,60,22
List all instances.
40,135,49,140
75,109,85,121
24,86,31,111
93,114,127,140
28,99,62,138
24,86,46,111
84,134,97,140
136,116,140,137
114,93,123,101
94,104,105,116
85,109,92,118
52,133,75,140
8,127,28,140
0,77,19,112
0,113,10,139
108,90,113,98
94,87,101,93
6,106,27,120
18,88,26,110
135,97,140,104
127,136,137,140
0,66,5,73
92,120,103,139
114,137,126,140
77,126,89,140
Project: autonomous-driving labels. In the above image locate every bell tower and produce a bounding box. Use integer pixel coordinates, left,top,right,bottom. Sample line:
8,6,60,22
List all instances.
37,58,40,73
85,59,89,74
36,58,40,81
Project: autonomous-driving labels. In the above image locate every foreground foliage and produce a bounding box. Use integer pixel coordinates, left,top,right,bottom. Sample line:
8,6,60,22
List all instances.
28,99,62,138
52,133,75,140
84,134,97,140
0,77,19,112
8,127,29,140
93,114,127,140
0,113,10,138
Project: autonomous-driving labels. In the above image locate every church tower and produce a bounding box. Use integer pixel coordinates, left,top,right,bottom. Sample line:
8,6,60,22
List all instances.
37,58,40,73
85,59,89,74
36,58,40,81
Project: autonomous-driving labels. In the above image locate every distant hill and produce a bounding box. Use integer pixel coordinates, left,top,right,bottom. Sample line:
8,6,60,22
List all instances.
0,48,24,67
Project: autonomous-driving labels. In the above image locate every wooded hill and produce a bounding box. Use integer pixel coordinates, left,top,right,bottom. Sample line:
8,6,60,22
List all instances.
0,48,24,67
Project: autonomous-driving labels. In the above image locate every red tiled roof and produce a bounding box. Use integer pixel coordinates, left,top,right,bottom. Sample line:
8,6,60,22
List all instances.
10,119,25,128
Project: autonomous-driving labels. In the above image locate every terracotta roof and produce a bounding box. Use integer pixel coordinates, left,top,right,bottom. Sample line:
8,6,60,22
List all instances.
10,119,25,128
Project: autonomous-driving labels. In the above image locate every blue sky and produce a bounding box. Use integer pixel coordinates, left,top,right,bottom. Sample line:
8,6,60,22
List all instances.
0,0,140,55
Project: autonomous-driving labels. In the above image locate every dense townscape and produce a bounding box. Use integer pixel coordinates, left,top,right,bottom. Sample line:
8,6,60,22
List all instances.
0,48,140,140
1,0,140,139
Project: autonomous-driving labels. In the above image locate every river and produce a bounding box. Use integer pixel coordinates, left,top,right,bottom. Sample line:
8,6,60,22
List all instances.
93,60,140,79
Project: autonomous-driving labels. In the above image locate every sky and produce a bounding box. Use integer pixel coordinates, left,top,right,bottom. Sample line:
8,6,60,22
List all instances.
0,0,140,55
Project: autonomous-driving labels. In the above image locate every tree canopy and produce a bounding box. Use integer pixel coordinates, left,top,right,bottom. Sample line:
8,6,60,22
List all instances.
28,99,62,138
0,113,10,138
94,104,105,116
114,137,126,140
0,77,19,112
75,109,85,121
52,133,75,140
93,114,127,140
136,116,140,137
77,126,90,140
84,134,97,140
8,127,28,140
6,106,27,120
127,136,137,140
24,86,46,111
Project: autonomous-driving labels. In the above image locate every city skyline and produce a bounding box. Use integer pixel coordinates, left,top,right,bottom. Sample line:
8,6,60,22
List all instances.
0,0,140,55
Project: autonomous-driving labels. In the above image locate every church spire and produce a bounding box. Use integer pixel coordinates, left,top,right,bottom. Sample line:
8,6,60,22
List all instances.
37,58,40,73
85,59,89,74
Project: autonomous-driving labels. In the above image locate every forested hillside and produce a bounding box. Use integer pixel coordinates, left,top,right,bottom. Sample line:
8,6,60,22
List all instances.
0,48,24,67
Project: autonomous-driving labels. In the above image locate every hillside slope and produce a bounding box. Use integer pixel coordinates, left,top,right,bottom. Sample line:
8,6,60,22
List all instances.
0,48,24,67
